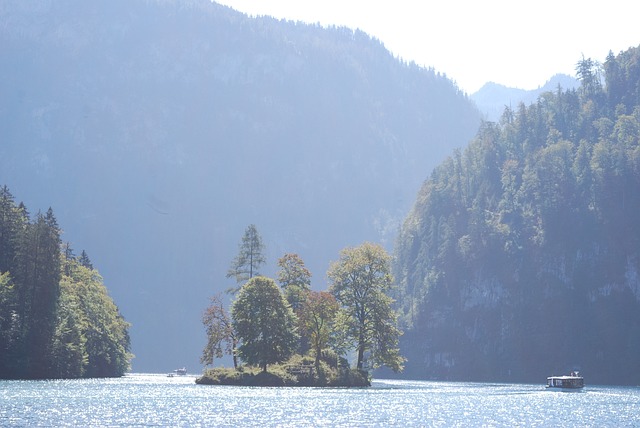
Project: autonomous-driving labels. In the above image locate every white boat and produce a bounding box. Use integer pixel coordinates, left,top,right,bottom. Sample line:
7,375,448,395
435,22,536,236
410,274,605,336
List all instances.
167,367,187,377
546,371,584,390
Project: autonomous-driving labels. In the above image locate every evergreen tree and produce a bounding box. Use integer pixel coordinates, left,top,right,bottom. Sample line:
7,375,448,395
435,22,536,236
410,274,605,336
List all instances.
0,272,17,377
78,250,93,270
12,209,62,378
0,187,28,275
0,186,131,379
226,224,266,294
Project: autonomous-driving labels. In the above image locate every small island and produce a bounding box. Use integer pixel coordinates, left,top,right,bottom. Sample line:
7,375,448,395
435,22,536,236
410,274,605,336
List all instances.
197,226,404,387
196,356,370,387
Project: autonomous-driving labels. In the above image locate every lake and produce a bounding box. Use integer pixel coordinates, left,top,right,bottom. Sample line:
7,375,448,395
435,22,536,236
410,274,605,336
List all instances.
1,373,639,427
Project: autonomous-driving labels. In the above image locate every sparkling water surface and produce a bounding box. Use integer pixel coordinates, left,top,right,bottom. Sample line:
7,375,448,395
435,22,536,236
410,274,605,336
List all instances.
1,373,639,427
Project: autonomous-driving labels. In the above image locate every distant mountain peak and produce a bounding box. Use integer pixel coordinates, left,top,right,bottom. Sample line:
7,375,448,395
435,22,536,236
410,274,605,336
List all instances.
471,74,579,121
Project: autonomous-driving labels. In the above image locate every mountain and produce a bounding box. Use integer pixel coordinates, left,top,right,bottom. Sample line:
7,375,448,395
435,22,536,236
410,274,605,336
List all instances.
394,46,640,385
471,74,580,122
0,0,481,372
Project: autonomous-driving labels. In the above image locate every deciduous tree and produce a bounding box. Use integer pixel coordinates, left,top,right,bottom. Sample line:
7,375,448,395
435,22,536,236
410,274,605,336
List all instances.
202,293,237,369
276,253,311,311
328,242,404,372
299,291,338,370
231,276,298,372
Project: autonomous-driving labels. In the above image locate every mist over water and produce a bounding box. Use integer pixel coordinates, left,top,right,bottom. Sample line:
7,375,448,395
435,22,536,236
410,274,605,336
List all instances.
1,374,639,427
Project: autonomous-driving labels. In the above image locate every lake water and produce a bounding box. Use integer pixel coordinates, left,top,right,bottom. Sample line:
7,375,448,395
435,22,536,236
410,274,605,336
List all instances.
1,373,639,427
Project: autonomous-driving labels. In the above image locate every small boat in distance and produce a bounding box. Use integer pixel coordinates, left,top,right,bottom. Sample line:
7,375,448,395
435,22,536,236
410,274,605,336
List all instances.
167,367,187,377
546,371,584,390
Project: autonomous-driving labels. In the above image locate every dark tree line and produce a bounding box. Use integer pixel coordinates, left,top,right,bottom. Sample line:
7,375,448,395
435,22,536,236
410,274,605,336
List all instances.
0,186,131,379
394,45,640,384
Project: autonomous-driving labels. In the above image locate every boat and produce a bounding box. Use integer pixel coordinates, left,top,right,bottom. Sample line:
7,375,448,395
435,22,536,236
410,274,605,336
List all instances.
546,371,584,390
167,367,187,377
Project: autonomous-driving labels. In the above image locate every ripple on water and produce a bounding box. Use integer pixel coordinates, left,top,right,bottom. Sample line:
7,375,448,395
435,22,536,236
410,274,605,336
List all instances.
1,375,640,427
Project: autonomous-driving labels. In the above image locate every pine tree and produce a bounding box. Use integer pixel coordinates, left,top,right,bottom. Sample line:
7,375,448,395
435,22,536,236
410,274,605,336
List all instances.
78,250,93,270
13,209,62,378
0,186,26,274
226,224,266,294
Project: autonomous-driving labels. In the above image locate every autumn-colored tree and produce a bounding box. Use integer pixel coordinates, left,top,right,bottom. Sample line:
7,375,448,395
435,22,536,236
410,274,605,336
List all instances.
202,293,237,369
299,291,338,370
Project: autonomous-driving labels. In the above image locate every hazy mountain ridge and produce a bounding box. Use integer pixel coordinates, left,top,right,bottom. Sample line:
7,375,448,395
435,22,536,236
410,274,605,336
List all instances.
0,0,481,371
471,74,580,121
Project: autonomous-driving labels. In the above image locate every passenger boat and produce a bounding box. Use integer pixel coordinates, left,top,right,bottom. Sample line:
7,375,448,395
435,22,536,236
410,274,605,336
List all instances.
167,367,187,377
546,371,584,390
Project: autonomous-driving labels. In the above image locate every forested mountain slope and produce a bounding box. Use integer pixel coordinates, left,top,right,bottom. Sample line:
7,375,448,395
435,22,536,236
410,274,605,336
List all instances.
394,46,640,385
0,0,480,371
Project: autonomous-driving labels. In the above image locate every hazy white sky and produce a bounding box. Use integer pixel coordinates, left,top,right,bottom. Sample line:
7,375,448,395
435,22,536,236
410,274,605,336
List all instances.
214,0,639,94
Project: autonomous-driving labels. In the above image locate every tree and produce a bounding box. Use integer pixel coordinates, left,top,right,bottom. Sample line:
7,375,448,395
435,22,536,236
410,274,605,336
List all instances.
276,253,311,311
328,242,404,372
51,274,88,378
12,208,62,378
78,250,93,270
0,186,26,274
201,293,237,369
226,225,266,294
0,186,131,379
576,55,603,101
52,254,132,378
299,291,339,370
68,260,131,378
0,272,17,376
231,276,298,372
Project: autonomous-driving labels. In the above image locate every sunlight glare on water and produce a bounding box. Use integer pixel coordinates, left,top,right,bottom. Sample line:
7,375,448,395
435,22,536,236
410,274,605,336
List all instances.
1,374,639,427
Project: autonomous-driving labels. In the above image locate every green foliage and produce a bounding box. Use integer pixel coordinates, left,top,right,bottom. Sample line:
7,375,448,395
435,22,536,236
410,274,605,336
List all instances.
328,242,405,372
226,225,266,293
394,46,640,384
231,276,299,372
196,365,298,386
61,258,132,378
195,355,370,387
299,291,339,369
196,367,245,385
9,208,62,378
0,187,131,379
277,253,312,311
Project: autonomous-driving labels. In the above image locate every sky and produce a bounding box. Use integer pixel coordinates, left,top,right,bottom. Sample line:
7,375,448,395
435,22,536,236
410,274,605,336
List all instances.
214,0,639,94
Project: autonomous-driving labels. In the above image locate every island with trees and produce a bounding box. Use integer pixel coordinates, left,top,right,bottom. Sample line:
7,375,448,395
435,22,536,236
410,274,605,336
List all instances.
197,225,404,387
0,186,132,379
